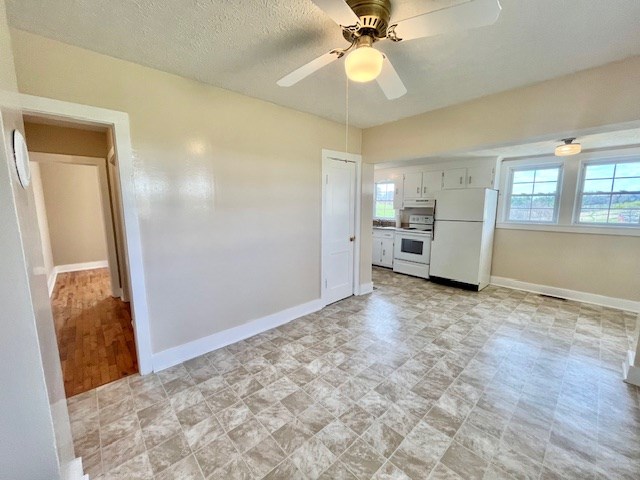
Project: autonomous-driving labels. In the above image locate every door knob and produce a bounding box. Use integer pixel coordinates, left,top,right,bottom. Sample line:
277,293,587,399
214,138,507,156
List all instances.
349,236,356,242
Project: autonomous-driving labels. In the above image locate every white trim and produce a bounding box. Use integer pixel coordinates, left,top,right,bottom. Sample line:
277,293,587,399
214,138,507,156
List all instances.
495,222,640,237
18,93,154,374
623,350,640,387
47,261,109,298
153,299,323,372
321,149,363,307
61,457,85,480
55,261,109,273
497,147,640,236
573,156,640,227
30,152,124,298
357,282,374,296
48,270,58,298
490,276,640,313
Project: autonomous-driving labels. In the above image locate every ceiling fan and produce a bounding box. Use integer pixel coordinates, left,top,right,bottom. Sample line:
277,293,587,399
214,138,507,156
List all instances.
277,0,502,100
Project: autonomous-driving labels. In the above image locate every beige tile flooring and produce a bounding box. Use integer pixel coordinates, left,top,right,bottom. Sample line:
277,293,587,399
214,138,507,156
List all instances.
69,267,640,479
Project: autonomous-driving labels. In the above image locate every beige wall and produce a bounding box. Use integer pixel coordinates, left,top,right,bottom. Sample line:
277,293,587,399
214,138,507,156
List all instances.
38,160,108,266
0,1,69,477
24,121,108,157
493,229,640,302
11,29,364,353
363,56,640,164
362,56,640,305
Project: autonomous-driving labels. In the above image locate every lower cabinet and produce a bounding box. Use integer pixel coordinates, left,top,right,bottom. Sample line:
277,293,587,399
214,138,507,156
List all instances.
372,229,394,268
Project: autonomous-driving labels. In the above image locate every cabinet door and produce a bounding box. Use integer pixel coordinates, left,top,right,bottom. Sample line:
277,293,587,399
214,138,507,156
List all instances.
466,165,494,188
393,182,403,210
422,170,443,197
443,168,467,190
380,238,394,267
372,238,382,266
403,172,423,199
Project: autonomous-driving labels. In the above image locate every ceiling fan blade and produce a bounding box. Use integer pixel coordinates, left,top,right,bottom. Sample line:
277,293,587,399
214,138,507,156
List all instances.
376,55,407,100
310,0,359,27
390,0,502,42
277,51,340,87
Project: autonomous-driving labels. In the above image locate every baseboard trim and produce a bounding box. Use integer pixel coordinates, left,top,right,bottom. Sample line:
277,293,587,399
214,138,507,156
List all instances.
152,298,324,372
47,270,58,298
490,276,640,313
357,282,374,295
61,457,85,480
48,261,109,298
55,260,109,273
623,350,640,387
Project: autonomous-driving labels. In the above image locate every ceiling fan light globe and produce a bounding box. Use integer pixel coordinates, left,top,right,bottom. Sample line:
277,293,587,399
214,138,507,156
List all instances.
345,46,384,83
554,142,582,156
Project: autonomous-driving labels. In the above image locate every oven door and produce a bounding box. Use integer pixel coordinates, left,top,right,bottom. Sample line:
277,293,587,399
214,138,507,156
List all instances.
394,232,431,264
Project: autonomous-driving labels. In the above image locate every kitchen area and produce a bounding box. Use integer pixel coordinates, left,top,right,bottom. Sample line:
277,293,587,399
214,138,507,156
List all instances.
373,157,499,291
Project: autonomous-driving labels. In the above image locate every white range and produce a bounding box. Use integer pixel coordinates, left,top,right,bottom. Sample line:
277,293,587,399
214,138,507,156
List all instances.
393,214,433,279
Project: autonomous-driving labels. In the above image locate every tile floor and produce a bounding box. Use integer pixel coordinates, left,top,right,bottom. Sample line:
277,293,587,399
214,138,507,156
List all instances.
69,267,640,479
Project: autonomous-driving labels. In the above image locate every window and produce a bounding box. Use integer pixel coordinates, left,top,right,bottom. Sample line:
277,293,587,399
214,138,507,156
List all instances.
374,182,395,219
577,160,640,226
506,165,561,223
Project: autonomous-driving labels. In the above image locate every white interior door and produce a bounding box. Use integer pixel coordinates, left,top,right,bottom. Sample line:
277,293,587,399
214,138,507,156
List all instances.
323,157,356,305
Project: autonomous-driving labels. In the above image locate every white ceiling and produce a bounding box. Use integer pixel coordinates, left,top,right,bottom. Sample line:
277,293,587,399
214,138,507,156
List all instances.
7,0,640,128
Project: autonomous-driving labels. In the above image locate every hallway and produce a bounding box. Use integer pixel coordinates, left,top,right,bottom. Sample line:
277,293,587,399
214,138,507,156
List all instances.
52,267,137,397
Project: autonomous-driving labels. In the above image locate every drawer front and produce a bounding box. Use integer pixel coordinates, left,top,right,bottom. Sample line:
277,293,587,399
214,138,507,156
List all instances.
373,229,395,239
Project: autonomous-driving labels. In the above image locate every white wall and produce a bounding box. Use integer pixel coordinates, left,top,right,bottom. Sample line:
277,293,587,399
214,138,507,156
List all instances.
0,1,71,478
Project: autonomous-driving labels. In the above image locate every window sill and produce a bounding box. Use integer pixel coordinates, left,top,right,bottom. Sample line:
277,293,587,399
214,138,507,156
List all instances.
496,222,640,237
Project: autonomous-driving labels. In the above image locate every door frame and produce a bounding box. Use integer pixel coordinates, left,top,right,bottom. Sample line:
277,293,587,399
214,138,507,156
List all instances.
30,152,124,299
321,148,363,307
18,94,153,374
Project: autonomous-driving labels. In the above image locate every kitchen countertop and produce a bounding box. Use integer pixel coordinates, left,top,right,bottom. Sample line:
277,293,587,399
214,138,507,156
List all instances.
372,226,396,230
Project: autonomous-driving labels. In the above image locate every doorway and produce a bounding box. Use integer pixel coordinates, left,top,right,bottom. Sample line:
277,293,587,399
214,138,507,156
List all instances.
26,120,137,396
321,149,362,305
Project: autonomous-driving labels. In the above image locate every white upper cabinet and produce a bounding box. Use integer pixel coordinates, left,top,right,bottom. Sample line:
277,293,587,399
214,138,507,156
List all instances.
443,168,468,189
403,172,423,199
443,167,494,190
403,170,443,201
466,165,494,189
393,181,403,210
422,171,443,197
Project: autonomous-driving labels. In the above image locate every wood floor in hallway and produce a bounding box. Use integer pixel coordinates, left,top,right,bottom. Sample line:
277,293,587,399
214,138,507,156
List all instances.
52,267,138,397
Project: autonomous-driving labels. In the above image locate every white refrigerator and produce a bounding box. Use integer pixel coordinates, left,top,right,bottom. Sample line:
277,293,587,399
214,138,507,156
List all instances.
430,189,498,291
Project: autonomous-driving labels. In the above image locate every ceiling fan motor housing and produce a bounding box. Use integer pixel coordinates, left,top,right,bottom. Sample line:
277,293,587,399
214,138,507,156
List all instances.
343,0,392,41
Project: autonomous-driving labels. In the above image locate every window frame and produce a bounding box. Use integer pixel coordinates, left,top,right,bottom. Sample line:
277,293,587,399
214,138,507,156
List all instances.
504,163,564,225
373,181,396,220
573,157,640,227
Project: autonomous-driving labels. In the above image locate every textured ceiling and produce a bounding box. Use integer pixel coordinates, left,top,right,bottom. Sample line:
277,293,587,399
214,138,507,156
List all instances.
7,0,640,128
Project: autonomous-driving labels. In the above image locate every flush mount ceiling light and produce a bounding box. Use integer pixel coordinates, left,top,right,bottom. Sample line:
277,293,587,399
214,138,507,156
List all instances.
555,138,582,156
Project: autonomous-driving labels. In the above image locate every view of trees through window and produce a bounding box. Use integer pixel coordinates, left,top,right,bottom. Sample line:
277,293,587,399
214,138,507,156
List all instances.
375,182,395,219
507,166,560,223
578,161,640,225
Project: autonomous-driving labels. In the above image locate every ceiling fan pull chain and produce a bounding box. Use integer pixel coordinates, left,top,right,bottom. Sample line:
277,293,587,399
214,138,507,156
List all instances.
345,74,349,155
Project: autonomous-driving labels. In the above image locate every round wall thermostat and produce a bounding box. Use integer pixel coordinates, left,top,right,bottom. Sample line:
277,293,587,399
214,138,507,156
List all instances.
13,129,31,188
